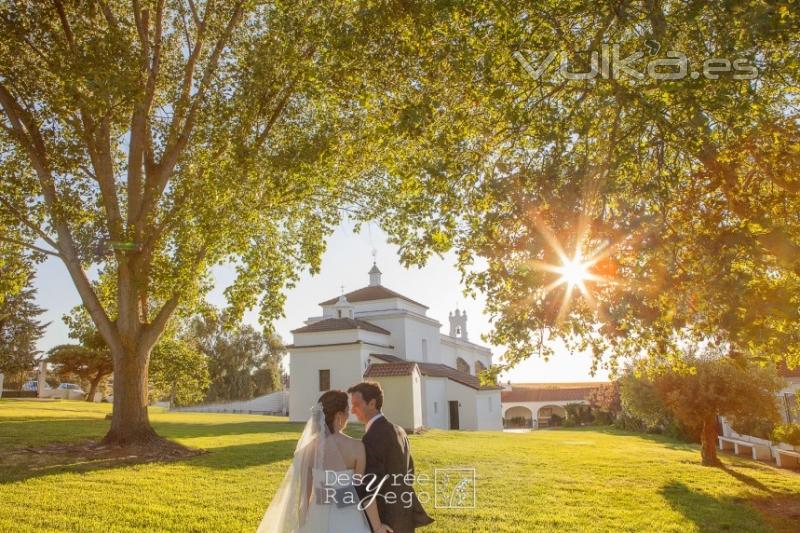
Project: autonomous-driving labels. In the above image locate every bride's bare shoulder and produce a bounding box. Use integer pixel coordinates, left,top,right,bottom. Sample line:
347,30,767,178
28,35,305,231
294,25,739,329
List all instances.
337,433,364,449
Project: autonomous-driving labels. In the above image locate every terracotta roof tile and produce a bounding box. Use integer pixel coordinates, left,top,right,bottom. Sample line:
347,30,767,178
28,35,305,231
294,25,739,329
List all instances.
363,362,418,378
320,285,428,309
368,353,500,390
291,318,390,335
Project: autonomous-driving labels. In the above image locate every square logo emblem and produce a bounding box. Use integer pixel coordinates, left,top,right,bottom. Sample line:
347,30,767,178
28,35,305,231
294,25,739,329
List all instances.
434,467,476,508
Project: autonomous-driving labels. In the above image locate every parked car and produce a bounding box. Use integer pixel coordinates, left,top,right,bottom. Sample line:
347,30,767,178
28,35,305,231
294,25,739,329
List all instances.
57,383,84,393
45,383,86,400
21,380,51,392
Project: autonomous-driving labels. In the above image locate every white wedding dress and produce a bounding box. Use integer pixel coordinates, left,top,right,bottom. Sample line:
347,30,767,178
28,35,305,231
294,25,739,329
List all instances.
257,405,370,533
299,468,370,533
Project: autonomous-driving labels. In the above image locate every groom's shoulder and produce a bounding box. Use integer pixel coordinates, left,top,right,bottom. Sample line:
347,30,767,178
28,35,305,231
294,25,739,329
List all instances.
376,416,406,438
364,415,392,437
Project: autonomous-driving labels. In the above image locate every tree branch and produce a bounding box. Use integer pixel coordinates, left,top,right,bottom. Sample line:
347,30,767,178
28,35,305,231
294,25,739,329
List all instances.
140,294,180,355
0,236,61,257
97,1,118,30
139,245,207,355
128,0,165,227
0,83,122,354
52,0,77,54
254,78,298,147
138,2,244,227
46,7,125,241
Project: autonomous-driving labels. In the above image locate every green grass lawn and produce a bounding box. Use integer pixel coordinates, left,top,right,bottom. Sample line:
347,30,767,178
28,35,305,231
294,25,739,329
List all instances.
2,400,800,532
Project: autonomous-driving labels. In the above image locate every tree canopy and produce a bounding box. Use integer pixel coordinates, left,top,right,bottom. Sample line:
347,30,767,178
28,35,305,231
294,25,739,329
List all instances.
361,1,800,379
149,335,209,407
1,1,797,445
0,1,437,445
192,310,284,403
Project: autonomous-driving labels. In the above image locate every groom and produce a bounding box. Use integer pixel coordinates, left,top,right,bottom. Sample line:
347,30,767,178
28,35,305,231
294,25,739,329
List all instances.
348,381,434,533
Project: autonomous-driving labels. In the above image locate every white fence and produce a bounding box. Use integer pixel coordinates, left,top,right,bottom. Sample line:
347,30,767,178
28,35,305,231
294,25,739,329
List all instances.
720,417,800,458
171,390,289,415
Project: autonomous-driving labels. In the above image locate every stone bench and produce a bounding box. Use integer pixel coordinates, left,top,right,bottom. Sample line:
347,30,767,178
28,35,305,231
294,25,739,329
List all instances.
775,449,800,469
717,436,771,461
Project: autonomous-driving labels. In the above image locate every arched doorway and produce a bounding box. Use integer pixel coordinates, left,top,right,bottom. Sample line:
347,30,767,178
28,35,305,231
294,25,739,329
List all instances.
537,405,567,428
503,406,533,428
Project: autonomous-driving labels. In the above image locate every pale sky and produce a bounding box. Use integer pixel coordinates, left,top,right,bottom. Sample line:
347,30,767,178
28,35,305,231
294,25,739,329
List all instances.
33,219,609,384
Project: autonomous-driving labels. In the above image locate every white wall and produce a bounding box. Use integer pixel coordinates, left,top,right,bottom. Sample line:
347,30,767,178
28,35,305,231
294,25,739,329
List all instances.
357,311,442,364
289,344,365,422
402,316,442,363
358,315,408,356
422,377,448,429
173,391,289,415
444,379,480,430
475,390,503,430
439,337,492,376
293,328,391,348
369,370,423,432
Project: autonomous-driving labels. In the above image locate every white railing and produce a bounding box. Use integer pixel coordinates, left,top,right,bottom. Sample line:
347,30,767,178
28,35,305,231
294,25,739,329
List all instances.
720,417,800,458
171,390,289,415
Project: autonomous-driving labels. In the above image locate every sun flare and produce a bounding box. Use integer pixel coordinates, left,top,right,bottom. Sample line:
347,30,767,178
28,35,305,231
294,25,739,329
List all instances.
525,215,622,324
556,256,591,288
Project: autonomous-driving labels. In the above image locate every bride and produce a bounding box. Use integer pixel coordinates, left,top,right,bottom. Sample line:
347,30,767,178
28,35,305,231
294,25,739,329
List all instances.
257,390,392,533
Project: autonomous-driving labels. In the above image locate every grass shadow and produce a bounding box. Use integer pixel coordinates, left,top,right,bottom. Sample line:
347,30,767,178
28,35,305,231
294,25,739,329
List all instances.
660,481,771,532
188,439,297,470
0,418,111,453
571,425,700,452
0,438,297,484
720,464,772,492
151,419,304,439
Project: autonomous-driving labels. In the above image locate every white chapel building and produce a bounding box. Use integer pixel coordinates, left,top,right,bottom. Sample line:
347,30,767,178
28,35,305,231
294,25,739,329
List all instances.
288,263,503,432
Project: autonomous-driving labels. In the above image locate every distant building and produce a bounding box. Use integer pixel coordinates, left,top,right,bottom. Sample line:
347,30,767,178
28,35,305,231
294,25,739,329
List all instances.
288,263,503,431
501,382,607,428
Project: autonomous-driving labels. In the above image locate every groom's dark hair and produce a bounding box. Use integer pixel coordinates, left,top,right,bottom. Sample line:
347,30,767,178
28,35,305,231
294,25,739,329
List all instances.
348,381,383,410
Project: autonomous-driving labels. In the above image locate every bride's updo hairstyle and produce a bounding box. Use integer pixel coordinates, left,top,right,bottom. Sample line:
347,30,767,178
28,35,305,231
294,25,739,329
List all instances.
317,390,348,433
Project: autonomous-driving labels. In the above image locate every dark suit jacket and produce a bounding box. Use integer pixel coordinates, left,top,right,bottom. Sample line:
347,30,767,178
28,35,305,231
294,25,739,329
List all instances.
357,415,433,533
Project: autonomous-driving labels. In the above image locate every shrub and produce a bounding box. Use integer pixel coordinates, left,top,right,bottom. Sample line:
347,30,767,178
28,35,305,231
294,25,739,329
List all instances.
614,412,647,432
564,402,597,426
593,411,613,426
504,416,531,429
730,417,776,441
772,423,800,446
588,382,621,420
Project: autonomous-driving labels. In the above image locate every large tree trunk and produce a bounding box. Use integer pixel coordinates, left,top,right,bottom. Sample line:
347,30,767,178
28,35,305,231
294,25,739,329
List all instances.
102,349,158,446
700,416,721,466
